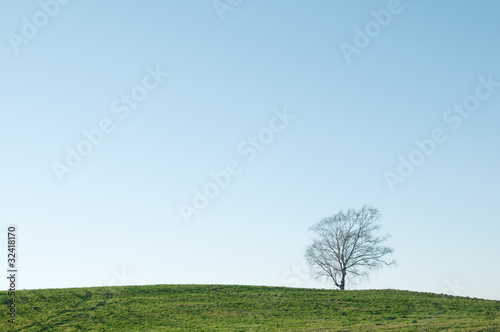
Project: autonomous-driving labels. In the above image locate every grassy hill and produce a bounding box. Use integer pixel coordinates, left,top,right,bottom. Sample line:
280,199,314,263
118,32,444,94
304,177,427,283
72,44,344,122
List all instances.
2,284,499,331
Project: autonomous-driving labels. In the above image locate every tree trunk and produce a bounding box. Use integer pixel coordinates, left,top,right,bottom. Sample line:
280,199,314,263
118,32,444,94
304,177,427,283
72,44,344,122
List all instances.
339,269,346,290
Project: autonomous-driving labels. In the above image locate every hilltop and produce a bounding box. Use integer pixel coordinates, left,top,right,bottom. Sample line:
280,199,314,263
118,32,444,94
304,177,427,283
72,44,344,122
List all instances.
2,284,499,331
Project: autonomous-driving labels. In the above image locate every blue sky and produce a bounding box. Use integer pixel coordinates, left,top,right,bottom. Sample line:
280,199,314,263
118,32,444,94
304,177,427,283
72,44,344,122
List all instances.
1,0,499,300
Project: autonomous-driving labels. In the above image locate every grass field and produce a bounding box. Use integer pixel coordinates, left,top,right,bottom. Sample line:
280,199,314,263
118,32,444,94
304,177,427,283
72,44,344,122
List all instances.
2,284,499,331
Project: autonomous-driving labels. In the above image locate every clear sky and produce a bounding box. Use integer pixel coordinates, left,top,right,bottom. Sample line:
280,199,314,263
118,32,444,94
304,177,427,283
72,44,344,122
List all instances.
1,0,499,300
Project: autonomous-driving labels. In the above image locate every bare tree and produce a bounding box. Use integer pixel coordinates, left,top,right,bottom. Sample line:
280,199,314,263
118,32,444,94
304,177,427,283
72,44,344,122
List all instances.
305,205,396,290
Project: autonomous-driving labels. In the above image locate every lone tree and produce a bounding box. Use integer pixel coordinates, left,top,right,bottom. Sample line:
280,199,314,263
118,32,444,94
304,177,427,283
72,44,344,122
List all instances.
305,205,396,290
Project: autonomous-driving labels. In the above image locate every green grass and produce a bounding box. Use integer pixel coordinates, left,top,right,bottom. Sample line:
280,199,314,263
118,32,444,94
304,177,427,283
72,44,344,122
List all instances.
1,284,499,331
